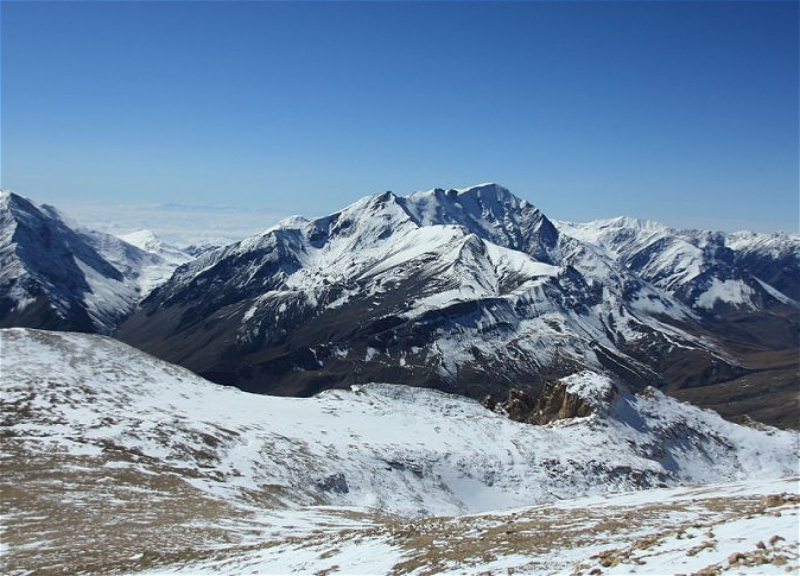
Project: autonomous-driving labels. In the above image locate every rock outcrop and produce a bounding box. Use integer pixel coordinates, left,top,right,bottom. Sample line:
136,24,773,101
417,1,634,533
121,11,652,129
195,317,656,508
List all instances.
496,372,618,425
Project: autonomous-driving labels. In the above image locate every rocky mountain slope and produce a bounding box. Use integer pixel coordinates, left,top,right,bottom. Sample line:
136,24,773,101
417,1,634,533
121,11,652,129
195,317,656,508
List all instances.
2,328,798,575
557,215,800,428
0,191,187,333
557,217,799,311
116,184,799,426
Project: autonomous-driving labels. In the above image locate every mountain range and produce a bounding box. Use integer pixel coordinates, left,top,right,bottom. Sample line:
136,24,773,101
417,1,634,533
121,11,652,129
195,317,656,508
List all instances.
3,327,798,574
2,184,798,574
117,184,799,427
1,184,797,427
0,190,192,333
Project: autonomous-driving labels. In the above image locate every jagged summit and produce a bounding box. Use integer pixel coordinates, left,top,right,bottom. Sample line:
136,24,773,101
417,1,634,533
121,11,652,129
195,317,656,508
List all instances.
117,183,798,427
0,193,186,333
0,188,28,208
400,183,557,262
244,183,557,267
407,182,517,208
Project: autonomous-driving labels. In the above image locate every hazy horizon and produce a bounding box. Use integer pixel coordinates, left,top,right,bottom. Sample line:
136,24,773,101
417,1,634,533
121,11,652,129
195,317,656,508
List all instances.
6,181,796,249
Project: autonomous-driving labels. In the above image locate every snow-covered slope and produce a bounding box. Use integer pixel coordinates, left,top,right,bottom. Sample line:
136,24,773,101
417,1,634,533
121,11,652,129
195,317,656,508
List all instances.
3,328,797,515
118,228,193,265
3,328,798,575
117,229,195,294
556,216,800,311
119,184,797,409
137,478,799,576
0,190,184,333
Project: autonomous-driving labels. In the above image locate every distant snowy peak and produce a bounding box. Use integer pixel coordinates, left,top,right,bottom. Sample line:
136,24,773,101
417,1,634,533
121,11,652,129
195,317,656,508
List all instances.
556,216,667,246
0,191,185,333
728,229,800,250
118,229,194,267
556,216,799,310
559,216,798,259
118,229,164,253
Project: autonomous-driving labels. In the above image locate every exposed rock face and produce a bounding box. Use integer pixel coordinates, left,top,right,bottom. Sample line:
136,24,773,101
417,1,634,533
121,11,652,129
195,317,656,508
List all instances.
113,184,798,428
315,473,349,494
497,373,618,425
531,380,608,424
495,388,539,423
0,190,181,333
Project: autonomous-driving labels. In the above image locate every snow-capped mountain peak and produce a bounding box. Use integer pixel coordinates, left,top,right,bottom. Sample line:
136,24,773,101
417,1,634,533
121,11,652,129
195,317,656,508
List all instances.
119,183,797,420
0,192,192,333
556,214,799,312
401,183,559,263
118,229,164,253
118,228,193,269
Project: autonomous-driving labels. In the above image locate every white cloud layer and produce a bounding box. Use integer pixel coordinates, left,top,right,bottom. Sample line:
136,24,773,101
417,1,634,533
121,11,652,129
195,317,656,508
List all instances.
62,202,290,247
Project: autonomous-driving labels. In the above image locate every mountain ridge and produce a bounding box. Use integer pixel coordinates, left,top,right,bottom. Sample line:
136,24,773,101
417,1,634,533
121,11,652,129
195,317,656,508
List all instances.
116,184,798,427
2,185,796,427
5,327,797,516
0,190,167,333
4,326,798,574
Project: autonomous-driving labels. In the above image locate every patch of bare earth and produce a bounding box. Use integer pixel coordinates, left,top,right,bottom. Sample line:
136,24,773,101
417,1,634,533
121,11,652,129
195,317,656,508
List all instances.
0,439,278,575
374,489,800,575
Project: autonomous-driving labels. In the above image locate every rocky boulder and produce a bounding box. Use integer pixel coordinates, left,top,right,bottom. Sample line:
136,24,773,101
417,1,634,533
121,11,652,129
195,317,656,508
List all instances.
495,371,619,425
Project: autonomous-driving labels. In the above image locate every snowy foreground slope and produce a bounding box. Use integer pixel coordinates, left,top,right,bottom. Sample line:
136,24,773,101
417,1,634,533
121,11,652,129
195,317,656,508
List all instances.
139,479,800,576
2,328,798,575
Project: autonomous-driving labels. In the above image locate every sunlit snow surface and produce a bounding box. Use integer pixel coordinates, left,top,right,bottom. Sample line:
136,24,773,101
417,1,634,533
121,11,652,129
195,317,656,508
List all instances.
556,216,799,310
2,328,798,575
140,478,800,576
0,191,189,330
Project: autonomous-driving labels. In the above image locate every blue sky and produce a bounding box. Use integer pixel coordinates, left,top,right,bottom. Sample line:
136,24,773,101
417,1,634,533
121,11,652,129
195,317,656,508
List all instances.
2,1,798,233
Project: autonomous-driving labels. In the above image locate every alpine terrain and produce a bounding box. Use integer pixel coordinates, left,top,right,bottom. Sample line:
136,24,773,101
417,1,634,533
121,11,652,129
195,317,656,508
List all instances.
0,190,187,334
2,328,798,575
115,184,799,428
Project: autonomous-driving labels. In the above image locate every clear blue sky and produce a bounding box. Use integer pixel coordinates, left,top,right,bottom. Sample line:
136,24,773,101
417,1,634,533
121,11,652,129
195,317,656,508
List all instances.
2,1,798,233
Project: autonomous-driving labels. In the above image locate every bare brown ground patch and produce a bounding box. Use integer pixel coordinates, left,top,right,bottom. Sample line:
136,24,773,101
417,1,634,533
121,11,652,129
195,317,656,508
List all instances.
0,439,288,575
377,491,792,575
